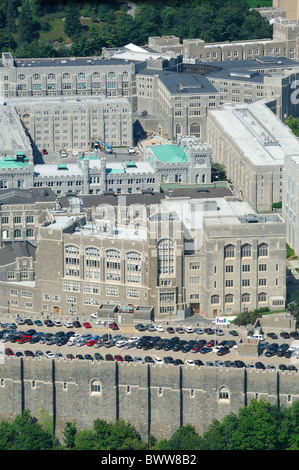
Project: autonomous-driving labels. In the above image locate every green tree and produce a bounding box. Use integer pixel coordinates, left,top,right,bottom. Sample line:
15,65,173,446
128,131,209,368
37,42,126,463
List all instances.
285,115,299,137
74,429,99,450
17,0,34,43
227,399,284,450
154,424,202,450
211,162,228,182
64,3,81,39
5,0,18,33
63,420,77,449
0,410,57,450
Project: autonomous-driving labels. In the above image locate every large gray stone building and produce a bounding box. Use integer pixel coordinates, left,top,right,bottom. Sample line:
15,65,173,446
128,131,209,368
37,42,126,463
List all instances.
0,188,286,320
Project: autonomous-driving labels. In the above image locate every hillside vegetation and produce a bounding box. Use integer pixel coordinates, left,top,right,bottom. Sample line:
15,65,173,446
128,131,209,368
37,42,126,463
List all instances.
0,0,273,58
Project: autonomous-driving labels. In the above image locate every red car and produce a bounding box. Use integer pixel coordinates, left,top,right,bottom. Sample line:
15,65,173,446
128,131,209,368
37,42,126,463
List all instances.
109,322,119,330
42,149,48,155
5,348,14,356
17,335,31,343
86,339,97,347
83,322,92,329
114,355,124,362
66,354,75,360
206,340,218,347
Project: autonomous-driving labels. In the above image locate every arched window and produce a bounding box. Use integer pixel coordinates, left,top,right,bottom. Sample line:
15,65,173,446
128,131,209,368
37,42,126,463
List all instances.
224,244,235,259
175,123,182,137
225,294,234,304
48,73,56,80
18,74,25,81
126,251,142,284
14,229,22,238
258,292,267,302
211,295,220,305
218,386,230,402
123,71,129,78
90,379,102,395
242,293,250,303
157,238,175,277
190,122,201,139
62,72,70,80
85,247,100,279
64,245,80,277
105,249,121,281
258,243,268,257
108,71,116,78
241,244,252,258
78,72,86,79
93,72,100,78
33,73,40,81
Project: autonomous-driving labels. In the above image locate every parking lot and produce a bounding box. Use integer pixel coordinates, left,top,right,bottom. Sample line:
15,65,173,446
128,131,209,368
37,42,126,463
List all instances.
1,318,299,372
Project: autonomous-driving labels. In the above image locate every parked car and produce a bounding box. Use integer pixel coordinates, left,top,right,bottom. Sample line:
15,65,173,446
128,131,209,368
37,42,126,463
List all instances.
184,326,194,334
45,351,55,359
83,322,92,329
64,321,74,328
108,322,119,330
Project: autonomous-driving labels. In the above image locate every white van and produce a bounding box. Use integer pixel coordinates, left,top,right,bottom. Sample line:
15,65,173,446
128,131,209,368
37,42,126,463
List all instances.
248,334,264,341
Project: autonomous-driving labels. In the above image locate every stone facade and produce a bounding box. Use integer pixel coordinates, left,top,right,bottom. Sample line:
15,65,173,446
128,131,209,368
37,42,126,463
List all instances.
0,357,298,441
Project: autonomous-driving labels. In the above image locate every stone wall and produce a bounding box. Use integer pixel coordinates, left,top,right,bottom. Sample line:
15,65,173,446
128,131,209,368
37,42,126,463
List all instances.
0,357,298,441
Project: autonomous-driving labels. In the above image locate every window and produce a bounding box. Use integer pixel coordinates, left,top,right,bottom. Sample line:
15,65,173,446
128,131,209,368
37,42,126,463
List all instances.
84,247,100,279
259,278,267,286
190,122,201,139
48,73,56,80
242,293,250,303
157,239,175,276
241,244,252,258
90,379,102,394
258,243,268,257
211,295,220,305
224,244,235,259
189,262,200,270
259,264,267,272
14,229,22,238
65,245,80,277
218,386,230,402
126,251,142,284
225,280,233,287
62,73,70,80
242,279,250,287
225,294,234,304
106,249,121,282
258,292,267,302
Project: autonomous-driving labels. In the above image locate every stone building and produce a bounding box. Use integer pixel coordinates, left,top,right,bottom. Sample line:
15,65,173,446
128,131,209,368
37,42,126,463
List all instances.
0,189,286,320
206,99,299,212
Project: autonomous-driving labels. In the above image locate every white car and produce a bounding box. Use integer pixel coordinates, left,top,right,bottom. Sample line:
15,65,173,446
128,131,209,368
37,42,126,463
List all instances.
213,346,223,353
154,356,163,364
267,365,276,372
216,329,225,336
45,351,55,359
53,320,62,327
128,147,136,154
155,325,164,332
184,326,194,334
116,339,128,348
64,321,73,328
186,359,195,366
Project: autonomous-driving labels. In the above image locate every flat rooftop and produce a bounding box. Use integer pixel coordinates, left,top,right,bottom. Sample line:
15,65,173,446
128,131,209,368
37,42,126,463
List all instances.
209,100,299,166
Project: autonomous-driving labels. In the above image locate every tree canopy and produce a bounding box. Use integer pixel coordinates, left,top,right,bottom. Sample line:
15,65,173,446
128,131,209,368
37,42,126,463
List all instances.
0,0,273,58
